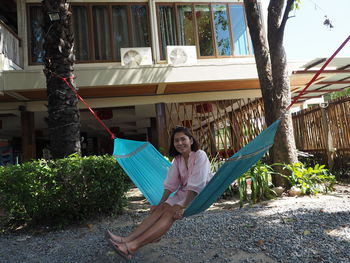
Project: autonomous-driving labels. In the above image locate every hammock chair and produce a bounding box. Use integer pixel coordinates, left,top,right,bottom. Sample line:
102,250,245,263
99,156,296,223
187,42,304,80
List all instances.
114,119,280,217
61,35,349,218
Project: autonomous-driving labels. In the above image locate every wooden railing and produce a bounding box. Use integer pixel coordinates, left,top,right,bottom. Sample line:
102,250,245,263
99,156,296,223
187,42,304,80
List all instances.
0,19,20,67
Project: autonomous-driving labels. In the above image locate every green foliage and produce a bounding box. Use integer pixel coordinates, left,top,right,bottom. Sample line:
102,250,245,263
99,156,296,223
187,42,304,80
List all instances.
276,162,335,195
0,154,131,230
238,161,277,207
324,90,350,101
291,0,301,10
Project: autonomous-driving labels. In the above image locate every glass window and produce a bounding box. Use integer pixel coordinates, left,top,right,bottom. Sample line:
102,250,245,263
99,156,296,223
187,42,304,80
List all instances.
158,6,177,59
195,5,214,56
213,5,231,56
72,6,89,61
29,5,45,63
112,5,130,61
92,5,111,60
131,5,150,47
229,5,250,56
177,5,195,46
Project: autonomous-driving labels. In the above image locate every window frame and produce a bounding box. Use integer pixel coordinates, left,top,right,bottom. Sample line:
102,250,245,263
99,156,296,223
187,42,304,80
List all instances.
27,2,152,65
156,3,178,60
156,2,253,60
71,2,151,63
27,4,45,65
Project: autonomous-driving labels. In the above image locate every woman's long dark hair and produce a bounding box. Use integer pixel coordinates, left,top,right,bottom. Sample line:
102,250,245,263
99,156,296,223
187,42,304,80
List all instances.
168,126,199,157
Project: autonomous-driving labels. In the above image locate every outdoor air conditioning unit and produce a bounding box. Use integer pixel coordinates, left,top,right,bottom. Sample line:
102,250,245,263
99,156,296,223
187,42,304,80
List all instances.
120,47,153,66
166,46,197,65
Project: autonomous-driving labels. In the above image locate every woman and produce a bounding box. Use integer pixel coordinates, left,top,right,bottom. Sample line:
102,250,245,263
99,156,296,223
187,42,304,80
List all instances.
107,126,213,260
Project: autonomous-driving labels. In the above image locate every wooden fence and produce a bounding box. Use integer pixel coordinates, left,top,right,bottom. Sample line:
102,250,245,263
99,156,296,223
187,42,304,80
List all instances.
166,96,350,171
166,98,265,158
292,96,350,169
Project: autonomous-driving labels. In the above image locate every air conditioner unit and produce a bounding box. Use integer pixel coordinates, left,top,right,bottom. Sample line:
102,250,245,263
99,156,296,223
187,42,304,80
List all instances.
166,46,197,65
120,47,153,66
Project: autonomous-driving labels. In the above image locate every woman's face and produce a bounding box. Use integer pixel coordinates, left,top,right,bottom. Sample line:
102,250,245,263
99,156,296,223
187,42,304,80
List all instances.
173,132,193,155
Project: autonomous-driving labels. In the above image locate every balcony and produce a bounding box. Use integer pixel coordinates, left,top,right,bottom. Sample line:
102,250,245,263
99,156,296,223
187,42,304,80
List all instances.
0,19,21,70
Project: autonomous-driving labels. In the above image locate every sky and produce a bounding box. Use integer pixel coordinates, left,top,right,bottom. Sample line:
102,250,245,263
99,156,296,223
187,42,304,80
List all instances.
262,0,350,61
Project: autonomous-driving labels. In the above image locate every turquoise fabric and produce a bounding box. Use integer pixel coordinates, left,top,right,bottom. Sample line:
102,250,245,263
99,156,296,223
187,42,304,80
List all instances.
114,119,280,217
184,119,280,216
113,138,171,205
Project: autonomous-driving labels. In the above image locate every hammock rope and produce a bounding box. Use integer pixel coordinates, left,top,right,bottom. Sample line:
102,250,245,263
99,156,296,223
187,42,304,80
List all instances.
57,35,350,217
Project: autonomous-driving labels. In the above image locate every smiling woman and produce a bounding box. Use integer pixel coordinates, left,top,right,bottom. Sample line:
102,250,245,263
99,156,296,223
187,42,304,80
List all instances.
106,126,213,260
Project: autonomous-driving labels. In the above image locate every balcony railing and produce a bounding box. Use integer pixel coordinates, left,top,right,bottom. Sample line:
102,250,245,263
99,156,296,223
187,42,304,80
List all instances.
0,19,20,68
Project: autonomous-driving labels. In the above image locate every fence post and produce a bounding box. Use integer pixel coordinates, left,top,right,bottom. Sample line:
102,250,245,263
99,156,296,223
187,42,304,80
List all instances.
320,107,335,168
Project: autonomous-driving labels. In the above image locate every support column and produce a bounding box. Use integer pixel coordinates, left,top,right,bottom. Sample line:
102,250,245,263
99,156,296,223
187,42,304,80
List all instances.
155,103,168,154
321,107,335,168
148,117,158,148
21,111,36,161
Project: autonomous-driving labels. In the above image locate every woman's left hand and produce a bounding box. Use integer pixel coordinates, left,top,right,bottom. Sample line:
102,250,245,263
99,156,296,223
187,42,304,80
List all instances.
173,205,185,220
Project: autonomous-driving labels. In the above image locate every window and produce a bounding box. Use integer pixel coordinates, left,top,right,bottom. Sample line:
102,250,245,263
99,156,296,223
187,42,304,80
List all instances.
72,6,90,61
177,5,195,46
71,4,150,62
28,5,45,64
213,4,232,56
27,3,150,64
92,5,111,60
158,5,177,59
196,5,214,56
230,5,250,56
111,5,129,61
157,3,252,59
131,5,150,47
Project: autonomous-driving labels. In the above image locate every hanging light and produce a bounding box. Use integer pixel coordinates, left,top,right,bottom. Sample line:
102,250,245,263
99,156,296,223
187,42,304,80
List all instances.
48,12,60,21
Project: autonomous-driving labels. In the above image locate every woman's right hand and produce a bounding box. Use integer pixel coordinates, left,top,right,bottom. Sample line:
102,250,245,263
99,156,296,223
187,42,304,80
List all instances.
150,203,162,213
150,205,158,213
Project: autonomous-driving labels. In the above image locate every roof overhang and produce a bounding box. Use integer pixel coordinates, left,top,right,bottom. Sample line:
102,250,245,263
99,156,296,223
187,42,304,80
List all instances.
290,57,350,102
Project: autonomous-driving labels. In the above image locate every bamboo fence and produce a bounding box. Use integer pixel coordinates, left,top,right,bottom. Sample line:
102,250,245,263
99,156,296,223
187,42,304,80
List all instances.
166,98,265,158
166,96,350,170
292,96,350,169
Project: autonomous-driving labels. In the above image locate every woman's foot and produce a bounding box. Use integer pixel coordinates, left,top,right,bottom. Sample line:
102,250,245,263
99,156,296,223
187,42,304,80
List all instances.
106,230,124,243
108,239,133,260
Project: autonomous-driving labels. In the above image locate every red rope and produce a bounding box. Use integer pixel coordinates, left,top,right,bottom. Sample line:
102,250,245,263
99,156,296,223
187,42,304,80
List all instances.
59,76,116,140
287,35,350,111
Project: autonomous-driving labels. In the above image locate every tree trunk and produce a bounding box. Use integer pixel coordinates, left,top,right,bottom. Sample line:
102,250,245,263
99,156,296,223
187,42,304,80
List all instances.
42,0,81,158
243,1,275,126
244,0,298,187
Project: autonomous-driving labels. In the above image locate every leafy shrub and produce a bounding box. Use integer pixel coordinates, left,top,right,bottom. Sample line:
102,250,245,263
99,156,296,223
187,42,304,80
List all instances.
237,161,277,207
0,154,131,230
276,162,335,195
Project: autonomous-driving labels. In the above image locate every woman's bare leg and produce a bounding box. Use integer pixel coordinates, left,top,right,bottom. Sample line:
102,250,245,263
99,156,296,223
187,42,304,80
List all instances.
110,203,171,243
114,206,178,255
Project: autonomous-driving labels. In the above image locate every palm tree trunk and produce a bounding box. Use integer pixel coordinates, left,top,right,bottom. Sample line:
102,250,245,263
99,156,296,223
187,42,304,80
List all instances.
42,0,81,158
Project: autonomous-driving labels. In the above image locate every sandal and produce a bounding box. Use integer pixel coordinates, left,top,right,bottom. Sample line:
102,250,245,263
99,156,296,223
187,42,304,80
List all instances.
108,239,133,261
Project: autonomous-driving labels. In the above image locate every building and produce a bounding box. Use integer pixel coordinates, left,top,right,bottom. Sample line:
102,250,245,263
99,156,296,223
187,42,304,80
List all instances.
0,0,349,164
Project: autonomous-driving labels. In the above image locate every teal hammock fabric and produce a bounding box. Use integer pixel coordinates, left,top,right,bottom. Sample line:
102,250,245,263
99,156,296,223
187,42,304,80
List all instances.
114,119,280,217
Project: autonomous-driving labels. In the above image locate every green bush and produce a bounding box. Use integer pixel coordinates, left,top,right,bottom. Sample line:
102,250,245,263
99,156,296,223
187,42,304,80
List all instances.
238,161,277,207
0,154,131,230
277,162,335,195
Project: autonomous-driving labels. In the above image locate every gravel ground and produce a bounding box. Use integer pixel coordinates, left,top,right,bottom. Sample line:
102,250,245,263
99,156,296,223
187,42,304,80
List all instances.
0,185,349,263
